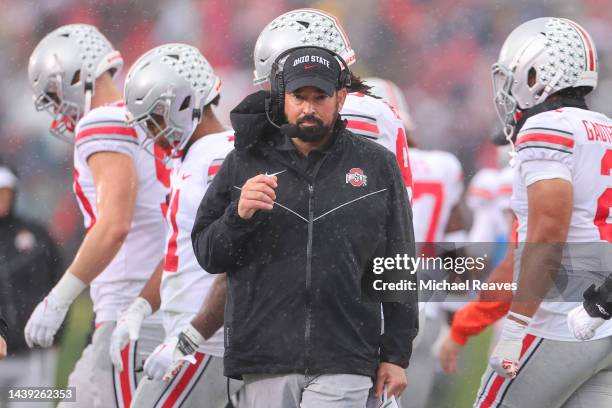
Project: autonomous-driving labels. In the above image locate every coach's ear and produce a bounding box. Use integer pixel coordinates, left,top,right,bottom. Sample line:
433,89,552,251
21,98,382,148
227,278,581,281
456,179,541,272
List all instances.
336,88,348,112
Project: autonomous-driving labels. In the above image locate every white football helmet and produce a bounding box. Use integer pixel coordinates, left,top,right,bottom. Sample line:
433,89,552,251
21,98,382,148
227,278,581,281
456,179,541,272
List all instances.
492,17,598,139
253,8,356,85
364,77,415,131
124,43,221,157
28,24,123,141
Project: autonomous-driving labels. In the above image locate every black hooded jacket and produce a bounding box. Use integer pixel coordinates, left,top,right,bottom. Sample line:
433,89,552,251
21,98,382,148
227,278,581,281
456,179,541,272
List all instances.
0,214,62,354
191,91,418,379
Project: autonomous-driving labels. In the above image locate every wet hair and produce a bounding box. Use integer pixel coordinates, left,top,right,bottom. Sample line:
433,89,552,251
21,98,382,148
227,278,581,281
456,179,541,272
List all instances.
347,73,377,97
552,86,591,100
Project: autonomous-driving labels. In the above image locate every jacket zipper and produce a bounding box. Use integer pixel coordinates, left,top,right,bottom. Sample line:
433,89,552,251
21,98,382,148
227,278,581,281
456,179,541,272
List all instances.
305,183,314,376
304,154,330,375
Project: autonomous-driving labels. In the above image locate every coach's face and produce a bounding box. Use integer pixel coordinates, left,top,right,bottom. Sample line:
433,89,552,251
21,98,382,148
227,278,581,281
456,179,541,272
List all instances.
284,86,347,143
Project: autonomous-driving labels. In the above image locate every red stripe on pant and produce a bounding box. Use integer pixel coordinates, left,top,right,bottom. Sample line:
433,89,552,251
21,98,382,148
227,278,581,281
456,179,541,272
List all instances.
119,343,133,408
479,334,537,408
162,353,206,408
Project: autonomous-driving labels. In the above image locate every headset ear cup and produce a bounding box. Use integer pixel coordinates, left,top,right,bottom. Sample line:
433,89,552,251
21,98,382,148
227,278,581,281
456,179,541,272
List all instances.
277,72,285,121
344,69,351,88
269,62,279,121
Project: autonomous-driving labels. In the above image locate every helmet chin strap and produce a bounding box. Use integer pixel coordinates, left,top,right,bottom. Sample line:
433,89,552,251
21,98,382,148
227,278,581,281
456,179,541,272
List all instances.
84,80,93,114
176,93,203,154
535,70,564,105
503,123,518,168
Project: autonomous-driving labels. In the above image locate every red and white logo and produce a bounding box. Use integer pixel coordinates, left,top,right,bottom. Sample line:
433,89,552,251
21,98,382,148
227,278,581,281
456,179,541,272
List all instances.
346,168,367,187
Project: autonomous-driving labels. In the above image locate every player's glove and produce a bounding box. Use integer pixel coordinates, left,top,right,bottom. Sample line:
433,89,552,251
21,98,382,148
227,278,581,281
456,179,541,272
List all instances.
567,280,612,340
143,324,205,381
24,271,86,349
110,297,152,371
24,292,72,348
488,312,531,378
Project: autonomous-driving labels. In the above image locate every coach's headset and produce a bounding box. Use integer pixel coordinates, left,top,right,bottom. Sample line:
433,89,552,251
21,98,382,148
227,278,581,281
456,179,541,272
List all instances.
265,45,352,128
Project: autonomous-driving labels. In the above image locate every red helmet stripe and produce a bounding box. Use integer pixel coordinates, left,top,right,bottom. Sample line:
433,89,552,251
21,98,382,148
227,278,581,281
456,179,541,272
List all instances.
566,19,595,71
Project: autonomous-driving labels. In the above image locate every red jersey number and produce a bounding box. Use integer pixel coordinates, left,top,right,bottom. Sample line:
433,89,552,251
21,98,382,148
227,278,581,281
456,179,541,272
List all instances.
594,149,612,242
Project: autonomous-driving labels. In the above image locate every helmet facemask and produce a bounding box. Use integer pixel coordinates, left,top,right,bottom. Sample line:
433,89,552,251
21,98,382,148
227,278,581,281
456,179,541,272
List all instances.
132,92,192,162
33,73,82,143
29,24,124,143
491,63,518,141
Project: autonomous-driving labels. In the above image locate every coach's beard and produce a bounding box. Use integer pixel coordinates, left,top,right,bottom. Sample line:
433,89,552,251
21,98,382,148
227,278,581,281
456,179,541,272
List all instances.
295,114,333,143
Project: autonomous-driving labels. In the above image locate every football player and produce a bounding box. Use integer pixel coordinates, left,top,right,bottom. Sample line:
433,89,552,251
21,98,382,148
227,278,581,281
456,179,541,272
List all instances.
25,24,168,407
439,147,515,375
110,44,239,407
365,77,465,408
253,9,413,201
474,18,612,407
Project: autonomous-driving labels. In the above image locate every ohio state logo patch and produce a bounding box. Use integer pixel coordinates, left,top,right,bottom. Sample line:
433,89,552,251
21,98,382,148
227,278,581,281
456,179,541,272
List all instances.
346,168,367,187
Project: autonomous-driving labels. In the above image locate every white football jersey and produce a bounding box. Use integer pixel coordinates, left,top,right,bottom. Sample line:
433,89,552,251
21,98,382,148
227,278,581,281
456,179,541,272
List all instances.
160,130,234,357
496,165,514,212
73,102,169,323
511,107,612,341
467,168,510,243
342,93,413,199
467,168,499,211
409,148,464,244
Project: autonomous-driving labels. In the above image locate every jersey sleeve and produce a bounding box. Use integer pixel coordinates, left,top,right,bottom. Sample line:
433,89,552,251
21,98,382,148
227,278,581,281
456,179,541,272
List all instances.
343,94,413,196
342,94,385,144
450,301,511,345
515,110,576,185
205,134,235,186
206,158,224,185
74,107,139,161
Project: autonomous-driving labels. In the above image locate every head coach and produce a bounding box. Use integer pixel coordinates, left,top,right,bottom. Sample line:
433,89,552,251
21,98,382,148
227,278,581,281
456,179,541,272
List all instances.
191,46,418,407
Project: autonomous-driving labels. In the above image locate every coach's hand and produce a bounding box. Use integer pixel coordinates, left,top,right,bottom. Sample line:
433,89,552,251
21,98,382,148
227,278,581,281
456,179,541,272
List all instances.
374,362,408,398
110,297,152,371
238,175,277,219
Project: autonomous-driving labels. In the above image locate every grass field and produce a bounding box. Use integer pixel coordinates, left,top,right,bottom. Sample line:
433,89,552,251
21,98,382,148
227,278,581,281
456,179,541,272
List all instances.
55,294,93,390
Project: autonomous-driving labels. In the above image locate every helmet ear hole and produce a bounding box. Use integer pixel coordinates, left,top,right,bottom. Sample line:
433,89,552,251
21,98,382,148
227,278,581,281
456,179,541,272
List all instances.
71,70,81,85
179,95,191,111
527,67,537,88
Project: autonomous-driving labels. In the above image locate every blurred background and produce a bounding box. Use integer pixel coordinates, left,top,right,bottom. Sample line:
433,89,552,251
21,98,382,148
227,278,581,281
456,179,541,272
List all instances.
0,0,611,406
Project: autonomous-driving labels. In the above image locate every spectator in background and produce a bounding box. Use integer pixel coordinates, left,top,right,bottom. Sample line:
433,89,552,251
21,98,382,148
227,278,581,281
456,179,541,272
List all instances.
0,159,62,406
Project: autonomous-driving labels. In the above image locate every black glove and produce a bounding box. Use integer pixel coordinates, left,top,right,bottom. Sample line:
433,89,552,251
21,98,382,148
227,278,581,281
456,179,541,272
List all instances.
582,277,612,320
